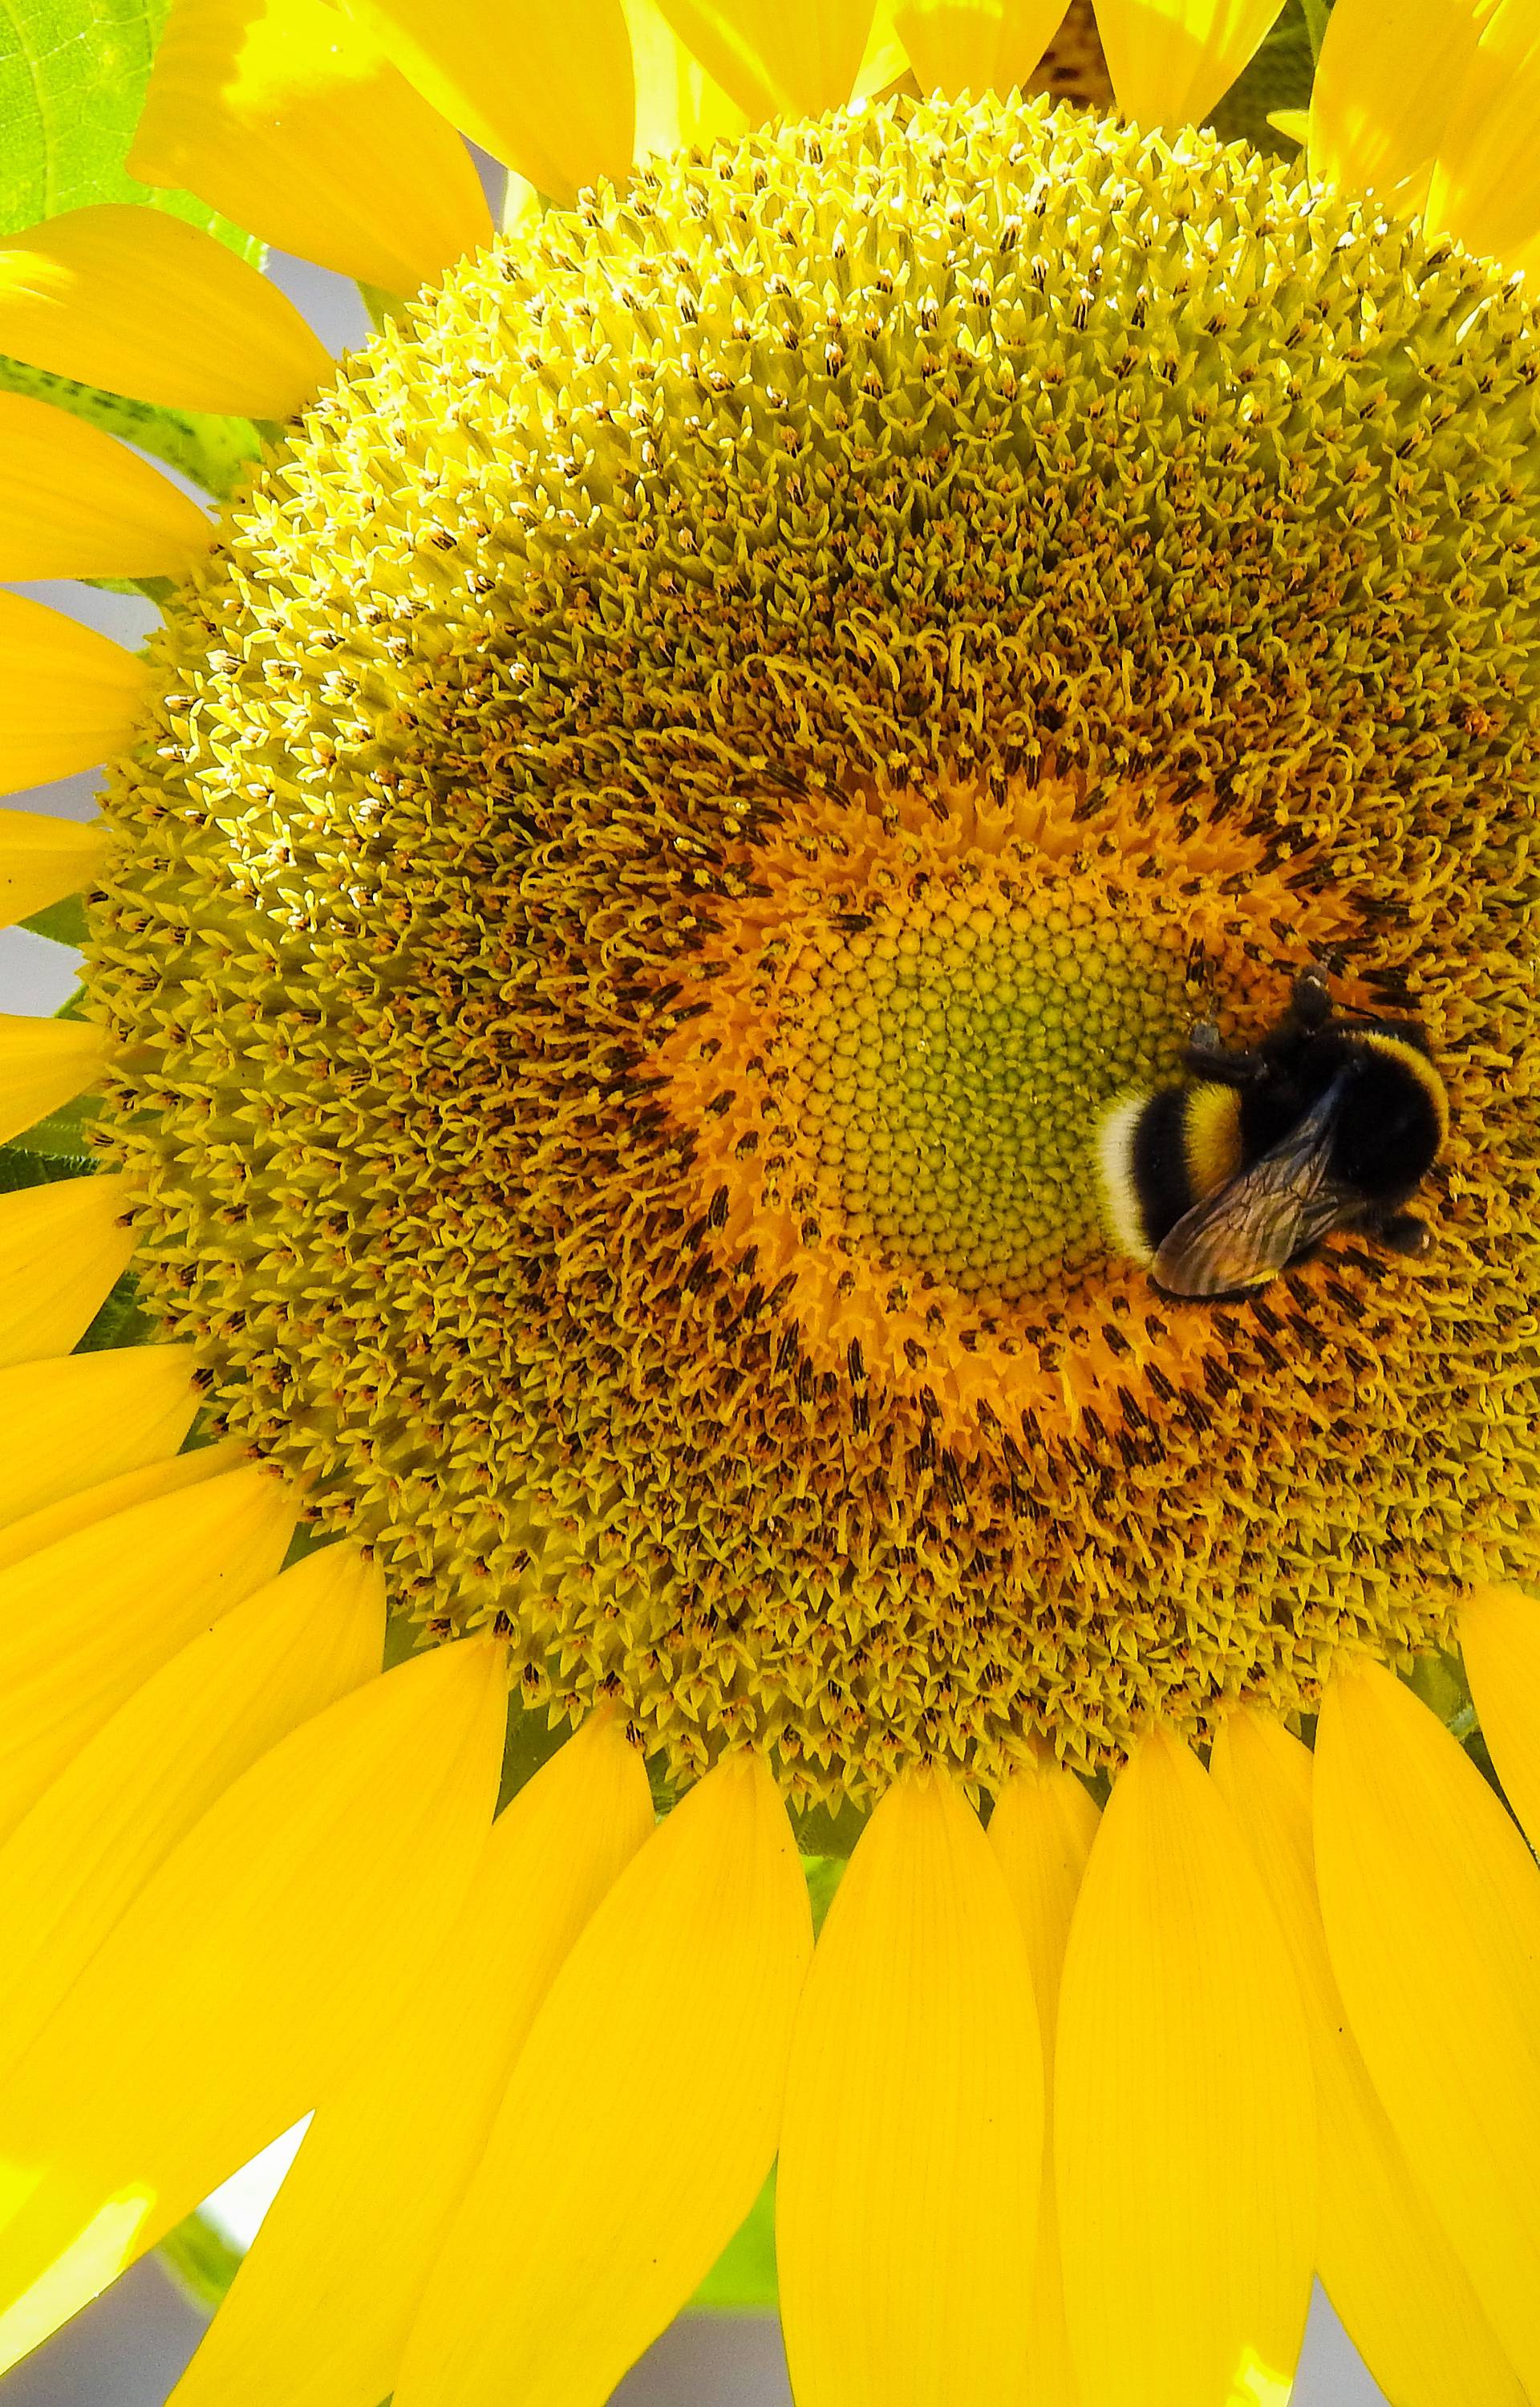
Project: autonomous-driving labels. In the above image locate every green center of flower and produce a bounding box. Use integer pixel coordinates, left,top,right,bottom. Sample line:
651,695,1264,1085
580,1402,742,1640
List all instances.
794,889,1184,1299
88,93,1540,1812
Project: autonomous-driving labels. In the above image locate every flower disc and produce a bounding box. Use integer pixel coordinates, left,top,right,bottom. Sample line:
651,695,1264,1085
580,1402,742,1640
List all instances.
91,95,1540,1804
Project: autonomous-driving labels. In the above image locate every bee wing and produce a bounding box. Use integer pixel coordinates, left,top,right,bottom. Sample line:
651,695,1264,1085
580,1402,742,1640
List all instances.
1152,1080,1356,1299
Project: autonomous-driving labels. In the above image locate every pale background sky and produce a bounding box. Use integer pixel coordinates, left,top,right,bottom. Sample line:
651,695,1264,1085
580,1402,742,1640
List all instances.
0,250,1389,2407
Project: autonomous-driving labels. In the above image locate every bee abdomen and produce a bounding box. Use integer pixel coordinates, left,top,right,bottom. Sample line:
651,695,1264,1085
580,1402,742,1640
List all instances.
1096,1081,1242,1263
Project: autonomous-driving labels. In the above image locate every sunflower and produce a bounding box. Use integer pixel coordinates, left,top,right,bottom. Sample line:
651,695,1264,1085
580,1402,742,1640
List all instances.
0,0,1538,2402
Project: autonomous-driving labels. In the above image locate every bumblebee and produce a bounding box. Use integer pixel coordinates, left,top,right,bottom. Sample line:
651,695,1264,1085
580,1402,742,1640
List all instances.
1096,968,1449,1300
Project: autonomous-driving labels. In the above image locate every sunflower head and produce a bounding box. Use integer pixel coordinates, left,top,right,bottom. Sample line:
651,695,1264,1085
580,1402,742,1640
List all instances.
77,87,1540,1820
8,5,1540,2406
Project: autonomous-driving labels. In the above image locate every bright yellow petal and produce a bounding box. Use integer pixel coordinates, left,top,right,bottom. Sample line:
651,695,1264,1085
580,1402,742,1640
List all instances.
0,1543,383,2087
1092,0,1290,124
652,0,876,119
0,205,329,420
1315,1661,1540,2396
0,1347,198,1528
393,1750,810,2407
894,0,1068,94
343,0,634,208
0,1015,107,1148
851,0,912,96
0,1443,241,1577
988,1761,1099,2052
0,1639,505,2373
1056,1727,1315,2407
0,809,106,929
990,1762,1100,2407
1461,1585,1540,1849
131,0,492,297
778,1768,1042,2407
0,595,148,798
1214,1706,1524,2407
1428,0,1540,284
0,399,213,582
1310,0,1490,217
168,1711,653,2407
0,1459,296,1846
625,0,748,160
0,1177,140,1370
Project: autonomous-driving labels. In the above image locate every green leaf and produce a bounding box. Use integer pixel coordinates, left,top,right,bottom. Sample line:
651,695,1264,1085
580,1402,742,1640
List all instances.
1298,0,1331,60
158,2207,242,2315
2,1090,100,1159
74,1264,155,1350
18,893,89,947
1407,1648,1510,1807
0,1094,209,1360
0,1140,93,1192
691,2167,778,2312
790,1789,868,1860
0,351,261,496
802,1852,845,1939
1205,0,1330,156
0,0,270,493
0,0,260,249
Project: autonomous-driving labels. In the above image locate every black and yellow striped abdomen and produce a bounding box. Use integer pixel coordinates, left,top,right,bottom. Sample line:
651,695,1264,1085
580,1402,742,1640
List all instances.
1096,1080,1242,1264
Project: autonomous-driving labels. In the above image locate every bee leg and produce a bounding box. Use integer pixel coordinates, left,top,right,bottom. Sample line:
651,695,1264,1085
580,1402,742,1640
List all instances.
1370,1211,1434,1258
1181,1026,1261,1085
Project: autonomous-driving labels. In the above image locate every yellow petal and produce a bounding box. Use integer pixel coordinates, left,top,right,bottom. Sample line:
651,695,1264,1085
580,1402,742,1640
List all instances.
0,1638,505,2372
0,1176,140,1370
1315,1661,1540,2395
851,0,912,96
0,1459,296,1846
0,595,148,798
0,1543,383,2088
1461,1585,1540,1849
1056,1727,1315,2407
624,0,748,160
0,809,106,930
894,0,1069,95
0,1443,242,1577
0,1348,199,1529
1311,0,1490,217
651,0,876,120
1428,0,1540,293
0,205,330,420
1213,1706,1524,2407
0,1015,107,1147
344,0,634,208
1092,0,1290,124
778,1768,1042,2407
168,1711,653,2407
0,399,213,582
988,1760,1099,2052
394,1750,811,2407
131,0,492,297
990,1762,1100,2407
